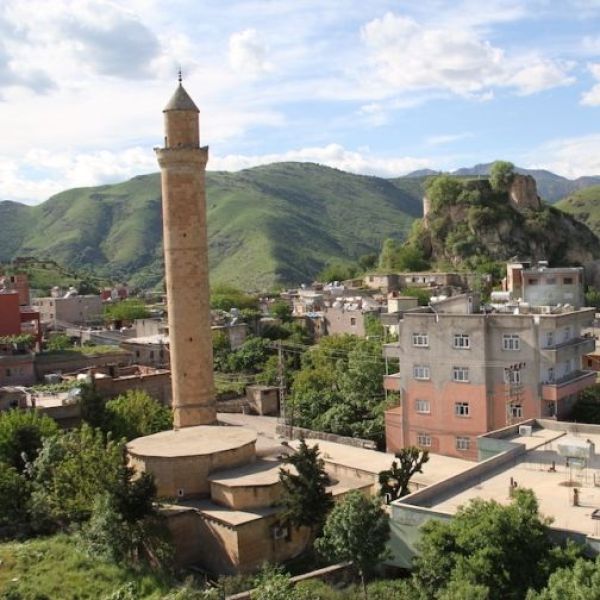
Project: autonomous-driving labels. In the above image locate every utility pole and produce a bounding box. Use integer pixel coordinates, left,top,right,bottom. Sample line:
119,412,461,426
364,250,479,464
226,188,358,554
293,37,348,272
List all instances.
277,340,287,425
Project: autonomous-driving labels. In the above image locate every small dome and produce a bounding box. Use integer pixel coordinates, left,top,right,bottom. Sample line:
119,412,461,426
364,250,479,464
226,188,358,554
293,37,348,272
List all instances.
163,83,199,112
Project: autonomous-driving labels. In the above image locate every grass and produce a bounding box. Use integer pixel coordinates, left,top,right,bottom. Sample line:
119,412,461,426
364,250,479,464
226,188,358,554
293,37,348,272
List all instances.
0,163,424,291
0,534,172,599
556,184,600,237
39,345,129,360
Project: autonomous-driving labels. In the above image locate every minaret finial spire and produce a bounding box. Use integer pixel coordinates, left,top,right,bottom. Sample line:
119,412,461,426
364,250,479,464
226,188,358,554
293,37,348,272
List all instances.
178,67,182,84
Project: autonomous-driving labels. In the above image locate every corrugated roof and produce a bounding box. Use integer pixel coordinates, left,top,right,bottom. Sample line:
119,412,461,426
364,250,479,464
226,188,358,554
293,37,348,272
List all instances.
164,84,199,112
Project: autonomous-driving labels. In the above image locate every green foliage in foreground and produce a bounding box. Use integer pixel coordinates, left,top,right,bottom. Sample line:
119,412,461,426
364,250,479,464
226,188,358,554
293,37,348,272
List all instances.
315,491,390,597
528,555,600,599
104,299,150,322
0,409,59,471
0,535,173,600
409,488,580,600
279,438,334,538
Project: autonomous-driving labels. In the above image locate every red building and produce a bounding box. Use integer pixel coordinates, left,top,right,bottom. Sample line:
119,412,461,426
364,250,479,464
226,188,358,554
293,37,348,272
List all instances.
0,292,21,337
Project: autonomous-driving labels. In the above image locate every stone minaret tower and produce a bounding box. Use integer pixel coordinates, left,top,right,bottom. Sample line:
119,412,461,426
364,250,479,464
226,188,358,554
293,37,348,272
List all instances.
155,78,216,428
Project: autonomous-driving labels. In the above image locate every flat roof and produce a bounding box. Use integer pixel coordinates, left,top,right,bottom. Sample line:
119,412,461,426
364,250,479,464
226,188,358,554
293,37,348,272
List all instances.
127,425,257,458
427,427,600,536
292,438,472,488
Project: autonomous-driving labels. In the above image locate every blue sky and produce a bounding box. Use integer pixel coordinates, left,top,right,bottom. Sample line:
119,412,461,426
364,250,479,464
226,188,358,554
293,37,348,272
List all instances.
1,0,600,204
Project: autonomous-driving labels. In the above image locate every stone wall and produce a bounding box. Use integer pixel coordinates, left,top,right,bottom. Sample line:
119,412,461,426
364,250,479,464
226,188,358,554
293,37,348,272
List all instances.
509,174,541,212
277,424,377,450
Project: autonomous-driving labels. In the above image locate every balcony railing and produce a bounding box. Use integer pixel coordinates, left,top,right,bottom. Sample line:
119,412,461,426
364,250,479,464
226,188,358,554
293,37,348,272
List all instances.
541,369,597,401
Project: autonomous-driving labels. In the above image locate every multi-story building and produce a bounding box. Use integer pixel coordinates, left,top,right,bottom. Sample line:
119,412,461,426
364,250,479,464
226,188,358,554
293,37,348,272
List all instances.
34,295,103,327
384,294,596,460
506,260,585,308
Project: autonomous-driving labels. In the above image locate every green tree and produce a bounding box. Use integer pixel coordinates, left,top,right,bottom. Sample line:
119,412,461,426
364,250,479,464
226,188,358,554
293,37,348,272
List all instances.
0,462,30,526
585,287,600,310
413,489,579,600
269,301,292,323
315,491,390,598
104,299,150,323
104,390,172,441
28,424,124,527
358,253,378,272
489,160,515,193
79,383,107,429
378,239,399,271
46,334,72,352
378,447,430,502
426,175,463,210
528,555,600,599
227,336,272,373
0,409,59,471
318,261,358,283
279,438,334,539
251,564,298,600
210,284,259,311
212,329,231,372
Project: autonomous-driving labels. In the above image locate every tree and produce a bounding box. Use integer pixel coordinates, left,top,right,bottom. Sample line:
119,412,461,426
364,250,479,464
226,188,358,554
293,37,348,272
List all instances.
46,334,72,352
28,424,124,527
227,336,272,373
279,438,334,539
528,555,600,599
378,447,430,502
315,490,390,598
0,462,30,527
413,489,579,600
104,390,172,441
585,287,600,310
358,254,378,273
79,383,107,429
489,160,515,193
0,409,59,471
318,261,357,283
210,284,259,311
378,239,399,271
212,329,231,372
426,175,463,210
251,564,298,600
104,299,150,323
269,301,292,323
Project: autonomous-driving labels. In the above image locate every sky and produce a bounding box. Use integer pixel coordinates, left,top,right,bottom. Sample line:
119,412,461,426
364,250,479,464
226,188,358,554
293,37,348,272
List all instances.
2,0,600,204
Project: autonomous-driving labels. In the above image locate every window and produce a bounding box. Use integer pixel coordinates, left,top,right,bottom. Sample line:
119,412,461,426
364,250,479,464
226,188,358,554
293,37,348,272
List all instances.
563,277,573,285
455,402,470,417
415,399,431,414
417,433,432,447
412,333,429,347
563,327,571,342
453,334,471,349
546,277,556,285
413,365,431,380
547,367,555,382
505,368,522,385
508,404,523,419
452,366,469,382
503,334,520,351
528,278,538,285
5,368,11,377
350,317,357,326
545,331,554,347
456,436,470,451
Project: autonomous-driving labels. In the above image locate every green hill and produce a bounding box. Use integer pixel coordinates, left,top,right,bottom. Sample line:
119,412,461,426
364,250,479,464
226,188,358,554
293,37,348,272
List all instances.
555,185,600,237
0,162,423,290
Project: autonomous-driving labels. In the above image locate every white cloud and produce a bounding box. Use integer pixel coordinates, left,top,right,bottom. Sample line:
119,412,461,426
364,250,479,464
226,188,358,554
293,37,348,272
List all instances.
228,29,270,77
527,134,600,178
426,132,473,146
209,143,431,178
360,12,574,98
581,63,600,106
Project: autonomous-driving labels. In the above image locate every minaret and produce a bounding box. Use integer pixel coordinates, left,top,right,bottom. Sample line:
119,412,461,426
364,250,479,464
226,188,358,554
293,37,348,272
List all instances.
155,77,216,428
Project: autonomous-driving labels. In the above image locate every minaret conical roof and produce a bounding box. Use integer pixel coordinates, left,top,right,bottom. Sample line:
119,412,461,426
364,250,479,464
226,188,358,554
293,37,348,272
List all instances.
163,83,199,112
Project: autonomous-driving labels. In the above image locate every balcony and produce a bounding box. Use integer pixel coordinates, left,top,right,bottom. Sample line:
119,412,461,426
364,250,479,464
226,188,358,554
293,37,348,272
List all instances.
384,372,402,392
541,369,597,401
543,335,596,357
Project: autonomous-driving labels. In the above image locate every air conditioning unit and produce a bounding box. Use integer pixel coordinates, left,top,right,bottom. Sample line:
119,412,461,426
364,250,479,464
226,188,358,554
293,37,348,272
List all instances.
519,425,533,437
271,525,288,540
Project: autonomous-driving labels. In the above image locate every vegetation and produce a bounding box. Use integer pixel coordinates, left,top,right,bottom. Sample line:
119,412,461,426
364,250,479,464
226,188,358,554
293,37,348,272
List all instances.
315,490,390,598
104,390,173,441
279,438,334,539
489,160,515,193
211,284,259,311
556,184,600,238
46,333,72,351
571,384,600,424
378,446,430,502
104,299,150,322
289,335,388,447
405,488,580,600
529,555,600,599
0,163,422,290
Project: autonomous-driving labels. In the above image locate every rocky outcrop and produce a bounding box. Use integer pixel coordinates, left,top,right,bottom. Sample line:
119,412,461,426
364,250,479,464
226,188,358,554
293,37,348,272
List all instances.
509,174,541,212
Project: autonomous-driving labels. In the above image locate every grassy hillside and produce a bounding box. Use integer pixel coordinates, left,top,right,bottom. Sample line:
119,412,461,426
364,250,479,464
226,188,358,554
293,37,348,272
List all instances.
0,162,423,290
556,185,600,237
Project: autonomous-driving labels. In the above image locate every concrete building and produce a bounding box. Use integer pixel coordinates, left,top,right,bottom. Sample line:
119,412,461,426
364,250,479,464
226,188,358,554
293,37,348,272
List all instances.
506,260,585,309
384,294,596,460
34,295,103,328
388,419,600,568
363,273,400,293
120,334,170,368
0,337,35,387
